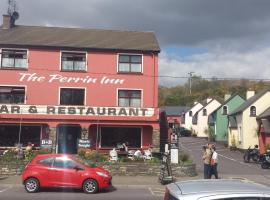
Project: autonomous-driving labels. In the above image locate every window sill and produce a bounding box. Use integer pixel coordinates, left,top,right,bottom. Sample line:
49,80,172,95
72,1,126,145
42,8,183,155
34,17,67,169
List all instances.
0,67,28,71
60,70,87,73
118,72,143,75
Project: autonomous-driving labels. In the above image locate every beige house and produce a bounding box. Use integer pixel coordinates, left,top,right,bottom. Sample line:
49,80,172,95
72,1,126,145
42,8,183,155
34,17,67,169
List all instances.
228,90,270,149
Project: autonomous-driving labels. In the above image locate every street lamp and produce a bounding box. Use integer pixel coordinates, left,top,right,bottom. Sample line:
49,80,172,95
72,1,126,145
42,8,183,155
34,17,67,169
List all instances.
188,72,194,95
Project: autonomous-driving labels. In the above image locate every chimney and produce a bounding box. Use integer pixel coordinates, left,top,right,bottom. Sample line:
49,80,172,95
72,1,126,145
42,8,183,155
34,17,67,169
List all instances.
246,91,255,100
224,94,231,101
2,15,12,29
206,98,212,103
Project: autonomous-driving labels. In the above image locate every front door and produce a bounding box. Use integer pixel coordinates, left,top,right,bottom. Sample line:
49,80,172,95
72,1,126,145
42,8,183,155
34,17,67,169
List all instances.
57,125,81,154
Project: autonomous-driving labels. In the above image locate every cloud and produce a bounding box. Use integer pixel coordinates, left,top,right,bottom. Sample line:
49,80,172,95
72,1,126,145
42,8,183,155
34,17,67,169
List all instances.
159,47,270,86
1,0,270,87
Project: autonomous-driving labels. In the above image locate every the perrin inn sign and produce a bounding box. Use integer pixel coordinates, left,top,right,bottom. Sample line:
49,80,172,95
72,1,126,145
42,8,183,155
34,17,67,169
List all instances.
0,104,155,117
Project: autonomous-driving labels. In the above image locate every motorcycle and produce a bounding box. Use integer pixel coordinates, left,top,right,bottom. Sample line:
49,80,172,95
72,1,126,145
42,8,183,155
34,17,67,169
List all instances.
261,150,270,169
243,145,261,163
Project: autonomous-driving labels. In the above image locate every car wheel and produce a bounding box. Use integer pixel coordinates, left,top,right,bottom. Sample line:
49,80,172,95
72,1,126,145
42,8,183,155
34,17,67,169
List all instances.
261,162,269,169
83,179,99,194
24,178,40,193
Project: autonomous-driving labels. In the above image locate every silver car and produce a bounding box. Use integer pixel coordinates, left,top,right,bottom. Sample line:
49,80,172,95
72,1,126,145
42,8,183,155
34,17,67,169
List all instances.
164,179,270,200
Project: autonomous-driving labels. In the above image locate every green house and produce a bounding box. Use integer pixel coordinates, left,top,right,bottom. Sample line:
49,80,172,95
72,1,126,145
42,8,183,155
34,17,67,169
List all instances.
208,94,245,142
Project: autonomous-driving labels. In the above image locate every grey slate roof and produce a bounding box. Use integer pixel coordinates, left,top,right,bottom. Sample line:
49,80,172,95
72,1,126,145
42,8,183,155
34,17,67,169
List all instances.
0,25,160,52
160,106,190,116
229,89,270,116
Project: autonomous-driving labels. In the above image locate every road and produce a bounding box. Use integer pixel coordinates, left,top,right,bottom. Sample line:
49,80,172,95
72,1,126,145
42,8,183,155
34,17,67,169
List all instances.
0,185,164,200
179,136,270,186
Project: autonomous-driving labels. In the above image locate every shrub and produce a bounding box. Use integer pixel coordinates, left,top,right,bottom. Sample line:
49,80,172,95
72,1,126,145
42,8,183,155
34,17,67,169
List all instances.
179,153,189,163
1,149,18,162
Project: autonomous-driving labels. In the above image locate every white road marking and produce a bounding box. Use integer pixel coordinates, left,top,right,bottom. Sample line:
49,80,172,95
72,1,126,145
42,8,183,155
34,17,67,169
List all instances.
148,187,154,195
0,186,12,193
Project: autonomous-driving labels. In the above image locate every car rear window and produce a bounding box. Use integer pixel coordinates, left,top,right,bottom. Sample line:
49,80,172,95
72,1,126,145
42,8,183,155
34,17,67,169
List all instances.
37,157,54,166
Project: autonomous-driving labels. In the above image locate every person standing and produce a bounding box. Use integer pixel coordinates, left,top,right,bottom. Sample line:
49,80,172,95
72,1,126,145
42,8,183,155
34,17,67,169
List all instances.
210,146,219,179
202,145,212,179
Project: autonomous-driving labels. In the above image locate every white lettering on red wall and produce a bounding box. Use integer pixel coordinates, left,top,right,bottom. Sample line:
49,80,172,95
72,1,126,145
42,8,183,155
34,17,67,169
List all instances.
19,73,125,85
0,104,154,117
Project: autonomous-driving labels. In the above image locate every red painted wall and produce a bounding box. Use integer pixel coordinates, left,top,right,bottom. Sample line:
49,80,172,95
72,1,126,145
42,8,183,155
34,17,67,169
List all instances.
0,49,159,123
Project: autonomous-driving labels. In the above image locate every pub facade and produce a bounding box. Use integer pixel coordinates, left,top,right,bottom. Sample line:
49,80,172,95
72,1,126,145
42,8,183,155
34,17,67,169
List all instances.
0,14,160,154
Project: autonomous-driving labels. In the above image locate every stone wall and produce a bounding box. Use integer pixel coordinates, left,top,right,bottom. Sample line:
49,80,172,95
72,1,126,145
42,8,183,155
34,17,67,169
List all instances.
0,161,197,177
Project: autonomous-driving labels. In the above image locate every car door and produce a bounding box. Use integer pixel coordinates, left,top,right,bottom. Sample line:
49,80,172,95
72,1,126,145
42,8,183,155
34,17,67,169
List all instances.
49,156,84,187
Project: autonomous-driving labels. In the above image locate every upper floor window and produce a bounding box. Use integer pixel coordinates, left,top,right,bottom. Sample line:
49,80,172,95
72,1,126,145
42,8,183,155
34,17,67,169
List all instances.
203,109,207,116
250,106,256,117
222,105,228,115
189,111,192,117
60,88,85,105
118,90,141,107
1,49,27,69
61,52,86,71
0,86,25,104
118,54,142,73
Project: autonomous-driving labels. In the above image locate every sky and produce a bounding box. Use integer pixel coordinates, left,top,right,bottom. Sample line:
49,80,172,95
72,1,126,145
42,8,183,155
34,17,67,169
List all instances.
1,0,270,86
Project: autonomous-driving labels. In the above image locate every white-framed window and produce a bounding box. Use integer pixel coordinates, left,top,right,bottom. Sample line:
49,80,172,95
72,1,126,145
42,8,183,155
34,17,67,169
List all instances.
0,86,25,104
60,88,85,105
1,49,28,69
118,54,142,73
250,106,256,117
222,105,228,115
189,111,192,117
202,109,207,116
61,52,86,71
118,90,141,107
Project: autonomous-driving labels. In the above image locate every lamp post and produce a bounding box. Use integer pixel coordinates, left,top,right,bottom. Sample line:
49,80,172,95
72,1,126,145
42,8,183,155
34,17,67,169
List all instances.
188,72,194,95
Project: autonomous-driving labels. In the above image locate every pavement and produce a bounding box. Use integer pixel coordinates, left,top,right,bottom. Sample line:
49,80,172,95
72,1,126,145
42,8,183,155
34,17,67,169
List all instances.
0,174,202,189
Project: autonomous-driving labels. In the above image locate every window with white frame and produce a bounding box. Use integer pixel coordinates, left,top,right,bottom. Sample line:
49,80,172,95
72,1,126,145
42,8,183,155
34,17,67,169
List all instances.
118,54,142,73
222,105,228,115
189,111,192,117
203,109,207,116
250,106,256,117
0,86,25,104
60,88,85,105
61,52,86,71
118,90,141,107
1,49,27,69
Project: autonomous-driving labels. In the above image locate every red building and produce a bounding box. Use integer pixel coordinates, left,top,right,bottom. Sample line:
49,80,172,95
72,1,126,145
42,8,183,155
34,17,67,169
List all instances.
0,14,160,154
258,107,270,154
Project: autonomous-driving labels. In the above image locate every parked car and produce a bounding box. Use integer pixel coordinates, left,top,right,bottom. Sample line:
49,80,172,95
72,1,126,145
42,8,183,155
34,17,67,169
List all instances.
22,154,112,194
179,127,191,137
164,179,270,200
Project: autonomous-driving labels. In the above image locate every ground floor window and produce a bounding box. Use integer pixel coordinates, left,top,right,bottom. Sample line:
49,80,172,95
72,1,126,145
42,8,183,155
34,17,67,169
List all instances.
0,125,41,147
100,126,141,148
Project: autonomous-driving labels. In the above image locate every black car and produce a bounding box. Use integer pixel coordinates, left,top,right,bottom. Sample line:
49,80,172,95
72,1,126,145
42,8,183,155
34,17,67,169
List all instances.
179,127,191,137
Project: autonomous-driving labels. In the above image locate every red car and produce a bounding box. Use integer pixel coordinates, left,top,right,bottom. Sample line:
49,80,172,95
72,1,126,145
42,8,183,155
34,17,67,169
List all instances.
22,154,112,194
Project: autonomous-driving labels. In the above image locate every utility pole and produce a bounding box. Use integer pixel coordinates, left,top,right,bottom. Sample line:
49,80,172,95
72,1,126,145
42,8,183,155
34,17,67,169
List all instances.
188,72,194,95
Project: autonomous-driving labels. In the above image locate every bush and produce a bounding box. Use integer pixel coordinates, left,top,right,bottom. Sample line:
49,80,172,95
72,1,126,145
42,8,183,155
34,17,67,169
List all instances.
179,153,190,163
78,149,108,162
0,149,18,162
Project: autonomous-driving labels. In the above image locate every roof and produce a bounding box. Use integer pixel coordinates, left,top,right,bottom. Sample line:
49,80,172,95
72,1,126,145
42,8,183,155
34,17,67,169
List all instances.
229,89,270,116
160,106,190,116
258,106,270,119
167,179,270,199
211,94,244,115
0,25,160,52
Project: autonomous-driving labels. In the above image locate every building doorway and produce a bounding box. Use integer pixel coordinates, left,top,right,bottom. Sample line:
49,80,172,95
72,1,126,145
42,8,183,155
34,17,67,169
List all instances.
57,125,81,154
